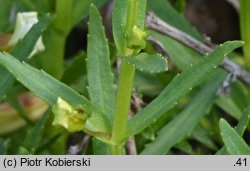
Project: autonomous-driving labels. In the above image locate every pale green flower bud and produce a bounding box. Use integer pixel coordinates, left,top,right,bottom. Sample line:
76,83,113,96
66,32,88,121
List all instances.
52,97,88,132
126,25,147,50
8,12,45,57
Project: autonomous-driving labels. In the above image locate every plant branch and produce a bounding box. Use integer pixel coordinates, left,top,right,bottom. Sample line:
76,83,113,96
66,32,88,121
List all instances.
111,60,135,154
146,12,250,86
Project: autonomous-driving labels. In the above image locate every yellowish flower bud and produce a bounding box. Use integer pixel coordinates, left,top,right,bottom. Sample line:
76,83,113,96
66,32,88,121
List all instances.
126,25,147,50
52,97,88,132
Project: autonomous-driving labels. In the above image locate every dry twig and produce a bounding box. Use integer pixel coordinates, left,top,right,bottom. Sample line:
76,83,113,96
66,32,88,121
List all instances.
146,12,250,86
67,135,91,155
126,91,146,155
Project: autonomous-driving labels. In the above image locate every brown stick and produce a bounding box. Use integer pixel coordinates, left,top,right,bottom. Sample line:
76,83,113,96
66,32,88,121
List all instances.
146,12,250,86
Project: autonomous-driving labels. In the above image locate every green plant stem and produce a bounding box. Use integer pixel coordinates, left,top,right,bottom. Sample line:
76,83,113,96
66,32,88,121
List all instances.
54,0,73,35
38,34,66,79
38,0,73,79
240,0,250,65
111,59,135,154
110,0,141,154
126,0,139,32
110,145,125,155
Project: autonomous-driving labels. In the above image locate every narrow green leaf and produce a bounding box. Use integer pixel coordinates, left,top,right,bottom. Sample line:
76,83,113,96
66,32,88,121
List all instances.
112,0,128,54
216,106,250,155
72,0,91,27
36,133,62,153
0,138,8,155
0,14,52,99
141,71,225,154
216,96,242,120
113,0,147,55
92,138,110,155
150,31,244,121
68,0,107,26
124,53,168,73
87,4,115,122
219,119,250,155
191,125,218,151
149,31,200,71
127,41,243,137
62,52,86,85
0,52,99,115
21,109,50,154
11,14,52,60
231,82,250,110
0,52,111,134
174,140,193,154
137,0,147,29
0,0,12,33
7,96,34,126
17,147,31,155
236,106,250,135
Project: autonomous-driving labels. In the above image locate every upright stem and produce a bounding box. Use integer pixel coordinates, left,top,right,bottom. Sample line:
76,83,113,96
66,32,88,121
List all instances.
111,0,140,154
126,0,139,32
240,0,250,65
111,60,135,154
37,0,73,79
54,0,73,35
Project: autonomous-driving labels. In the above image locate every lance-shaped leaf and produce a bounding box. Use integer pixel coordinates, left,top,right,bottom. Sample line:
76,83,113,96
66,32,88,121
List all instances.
127,41,243,137
124,53,168,73
0,51,111,133
0,14,52,99
191,125,218,151
87,4,115,122
219,119,250,155
235,106,250,135
0,52,101,118
112,0,128,54
137,0,147,29
150,31,244,121
72,0,91,28
141,70,226,154
21,108,50,154
217,106,250,154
